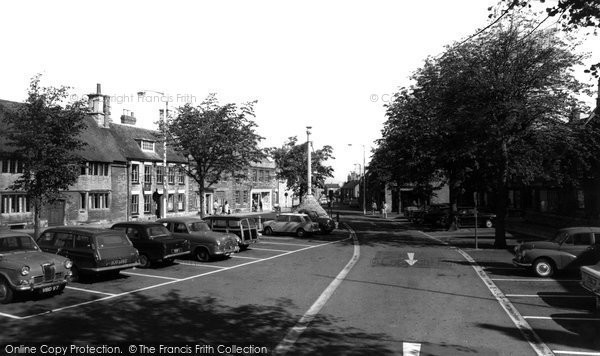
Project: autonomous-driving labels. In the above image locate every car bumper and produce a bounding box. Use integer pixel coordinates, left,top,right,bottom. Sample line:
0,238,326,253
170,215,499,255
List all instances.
214,246,239,255
83,262,141,272
512,259,532,268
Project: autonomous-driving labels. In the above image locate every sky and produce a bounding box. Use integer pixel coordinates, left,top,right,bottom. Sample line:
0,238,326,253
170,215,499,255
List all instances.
1,0,598,184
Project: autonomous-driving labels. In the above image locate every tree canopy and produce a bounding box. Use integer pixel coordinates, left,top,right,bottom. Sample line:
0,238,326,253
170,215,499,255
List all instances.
269,136,334,201
371,15,593,248
0,74,89,237
165,94,266,217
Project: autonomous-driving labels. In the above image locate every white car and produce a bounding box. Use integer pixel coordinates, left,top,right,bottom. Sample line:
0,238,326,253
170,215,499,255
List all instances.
262,213,319,238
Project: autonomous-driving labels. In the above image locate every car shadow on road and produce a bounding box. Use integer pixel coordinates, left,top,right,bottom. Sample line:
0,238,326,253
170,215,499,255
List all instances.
1,292,397,355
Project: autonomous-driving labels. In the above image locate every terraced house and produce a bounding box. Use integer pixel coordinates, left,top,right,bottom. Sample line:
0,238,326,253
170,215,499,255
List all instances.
0,84,279,229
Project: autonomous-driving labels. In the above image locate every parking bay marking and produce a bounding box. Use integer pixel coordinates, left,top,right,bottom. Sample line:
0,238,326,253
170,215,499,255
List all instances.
492,278,580,283
174,260,229,268
524,315,600,321
258,241,313,247
65,286,117,296
231,255,262,260
14,237,350,320
251,247,293,253
120,271,182,281
554,351,600,355
507,294,593,298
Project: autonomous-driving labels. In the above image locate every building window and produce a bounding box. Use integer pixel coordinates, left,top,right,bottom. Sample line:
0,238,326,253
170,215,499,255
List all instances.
80,193,86,210
168,194,174,212
177,193,185,211
140,140,155,152
131,194,139,214
265,170,271,181
252,170,258,182
168,167,175,184
235,190,241,204
259,170,265,182
144,194,152,213
89,162,109,176
0,194,30,214
157,166,164,184
178,168,185,185
80,162,88,175
131,164,139,183
577,190,585,209
144,165,152,184
243,190,249,204
0,159,23,174
89,193,109,210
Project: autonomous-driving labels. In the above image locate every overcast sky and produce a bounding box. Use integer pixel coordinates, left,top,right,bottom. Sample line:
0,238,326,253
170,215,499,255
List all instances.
1,0,598,184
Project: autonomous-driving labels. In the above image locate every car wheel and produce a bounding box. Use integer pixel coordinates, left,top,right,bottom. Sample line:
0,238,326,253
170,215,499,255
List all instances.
296,228,306,238
239,244,249,251
485,220,493,228
165,258,175,264
139,254,151,268
264,227,273,236
194,247,211,262
533,258,555,278
0,278,14,304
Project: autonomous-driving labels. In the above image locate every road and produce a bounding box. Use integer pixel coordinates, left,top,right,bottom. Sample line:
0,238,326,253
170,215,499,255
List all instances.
0,211,598,355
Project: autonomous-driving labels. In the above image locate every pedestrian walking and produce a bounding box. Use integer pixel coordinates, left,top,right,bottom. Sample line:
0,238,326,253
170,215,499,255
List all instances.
259,197,263,212
213,200,219,215
371,201,377,215
224,201,230,215
382,202,388,219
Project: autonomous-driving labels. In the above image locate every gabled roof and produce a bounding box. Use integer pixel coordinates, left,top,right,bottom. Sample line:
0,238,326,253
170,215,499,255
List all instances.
341,180,360,189
109,122,187,163
0,99,126,163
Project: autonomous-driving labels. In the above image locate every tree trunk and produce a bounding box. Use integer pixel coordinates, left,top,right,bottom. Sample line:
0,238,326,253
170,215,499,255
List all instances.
494,140,509,249
198,188,206,218
33,198,41,240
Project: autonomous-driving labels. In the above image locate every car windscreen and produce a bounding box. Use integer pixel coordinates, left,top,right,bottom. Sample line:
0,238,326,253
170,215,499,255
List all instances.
95,234,131,248
0,235,38,252
188,222,210,232
553,231,569,243
147,226,172,239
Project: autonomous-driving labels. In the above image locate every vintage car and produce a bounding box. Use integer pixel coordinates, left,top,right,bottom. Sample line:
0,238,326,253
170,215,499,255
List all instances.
513,227,600,277
157,217,239,262
111,222,190,268
297,209,336,234
581,263,600,306
455,207,496,228
0,231,72,303
203,215,260,250
262,213,319,238
37,227,139,281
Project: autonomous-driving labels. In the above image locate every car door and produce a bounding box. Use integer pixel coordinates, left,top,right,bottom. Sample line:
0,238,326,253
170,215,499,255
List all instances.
272,215,289,232
71,234,95,270
560,232,595,268
124,226,155,260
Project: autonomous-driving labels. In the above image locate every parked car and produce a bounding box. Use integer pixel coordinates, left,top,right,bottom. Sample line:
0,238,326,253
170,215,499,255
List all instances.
455,207,496,228
111,222,190,268
36,227,139,281
417,204,451,226
0,231,72,303
513,227,600,277
262,213,319,237
203,216,260,250
158,217,239,262
297,209,336,234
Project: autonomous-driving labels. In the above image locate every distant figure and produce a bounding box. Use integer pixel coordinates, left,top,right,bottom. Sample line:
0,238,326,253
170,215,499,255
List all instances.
213,200,219,215
259,197,263,212
224,201,230,215
382,202,388,219
371,201,377,215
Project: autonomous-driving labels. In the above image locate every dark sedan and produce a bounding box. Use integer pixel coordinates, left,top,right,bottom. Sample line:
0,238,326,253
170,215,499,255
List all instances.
111,222,190,268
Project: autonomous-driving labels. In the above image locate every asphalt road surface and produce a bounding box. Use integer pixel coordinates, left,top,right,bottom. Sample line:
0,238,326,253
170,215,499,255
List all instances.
0,211,598,355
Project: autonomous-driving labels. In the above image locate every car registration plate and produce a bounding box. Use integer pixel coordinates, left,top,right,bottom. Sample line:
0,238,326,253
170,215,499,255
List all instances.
108,259,128,266
41,285,60,293
172,248,182,254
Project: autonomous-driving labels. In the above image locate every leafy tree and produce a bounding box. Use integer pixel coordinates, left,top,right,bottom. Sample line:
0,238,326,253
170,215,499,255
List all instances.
0,74,88,237
164,94,266,217
492,0,600,75
269,137,334,202
373,16,590,248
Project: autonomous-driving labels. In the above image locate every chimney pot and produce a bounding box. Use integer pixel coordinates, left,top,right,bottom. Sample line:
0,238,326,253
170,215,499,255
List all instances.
96,83,101,94
131,111,134,118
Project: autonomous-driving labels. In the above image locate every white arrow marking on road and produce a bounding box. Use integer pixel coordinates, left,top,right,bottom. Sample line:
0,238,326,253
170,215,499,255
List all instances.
403,342,421,356
405,252,418,266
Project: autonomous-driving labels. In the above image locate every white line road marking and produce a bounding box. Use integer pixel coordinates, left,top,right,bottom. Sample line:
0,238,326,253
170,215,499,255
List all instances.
174,261,228,268
554,351,600,355
230,255,262,260
484,267,521,270
0,311,22,320
258,241,313,247
274,223,360,355
251,247,292,252
260,236,294,240
420,231,554,356
14,237,349,320
403,342,422,356
525,316,600,321
491,278,580,282
120,271,181,281
507,294,593,298
65,286,116,296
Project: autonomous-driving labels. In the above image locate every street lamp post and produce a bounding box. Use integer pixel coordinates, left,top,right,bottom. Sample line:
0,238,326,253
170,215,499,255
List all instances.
348,144,366,215
306,126,312,196
138,90,169,219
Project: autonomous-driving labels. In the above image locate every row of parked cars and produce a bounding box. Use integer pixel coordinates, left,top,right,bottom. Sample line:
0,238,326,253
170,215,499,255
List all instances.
0,210,336,304
409,204,497,228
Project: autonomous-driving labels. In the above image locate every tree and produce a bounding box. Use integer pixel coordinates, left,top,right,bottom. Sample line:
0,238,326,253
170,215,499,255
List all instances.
165,94,266,218
0,74,88,238
269,137,334,202
492,0,600,76
372,16,591,248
